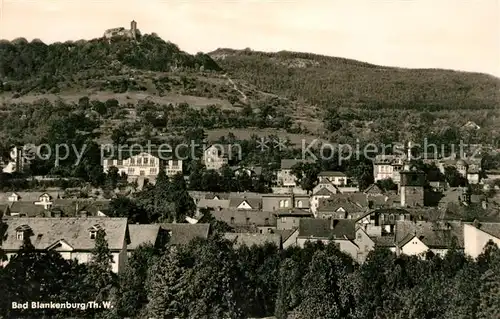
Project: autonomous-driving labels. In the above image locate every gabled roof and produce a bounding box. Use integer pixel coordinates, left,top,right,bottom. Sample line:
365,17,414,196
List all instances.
466,222,500,239
364,184,384,195
127,224,160,250
313,186,337,196
317,197,364,213
101,148,173,160
298,218,356,240
224,233,281,248
51,199,112,217
395,220,464,249
229,197,262,210
160,223,210,246
0,217,128,251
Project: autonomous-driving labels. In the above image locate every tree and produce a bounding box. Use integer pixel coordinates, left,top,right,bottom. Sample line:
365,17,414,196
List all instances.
106,166,120,189
324,107,342,132
376,178,397,192
297,250,353,319
117,244,159,317
291,162,320,193
444,166,467,187
109,196,148,223
86,229,116,303
478,241,500,319
111,126,129,145
275,258,302,319
146,248,190,318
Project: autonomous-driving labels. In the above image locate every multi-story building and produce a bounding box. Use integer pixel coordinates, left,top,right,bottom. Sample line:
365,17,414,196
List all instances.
277,159,315,187
373,155,406,183
102,151,182,182
203,145,230,170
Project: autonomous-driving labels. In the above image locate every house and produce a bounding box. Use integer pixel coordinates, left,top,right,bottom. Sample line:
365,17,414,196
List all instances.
0,217,129,273
203,145,236,170
165,159,183,177
1,145,32,174
228,197,262,210
6,202,47,217
232,166,262,178
296,218,359,261
373,155,406,183
395,220,464,258
355,208,413,237
262,193,309,212
275,209,314,230
49,199,111,217
317,171,348,186
127,224,162,256
103,151,160,181
224,233,282,249
463,221,500,259
354,227,376,263
196,198,230,213
276,159,315,187
436,156,482,185
160,223,211,246
276,228,299,249
212,209,276,232
0,192,62,206
316,197,366,220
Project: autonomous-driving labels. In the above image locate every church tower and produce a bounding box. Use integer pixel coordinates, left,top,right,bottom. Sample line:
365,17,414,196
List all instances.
400,165,426,207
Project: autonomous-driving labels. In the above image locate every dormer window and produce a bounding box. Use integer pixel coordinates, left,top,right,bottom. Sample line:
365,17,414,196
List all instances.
88,224,102,239
15,224,31,241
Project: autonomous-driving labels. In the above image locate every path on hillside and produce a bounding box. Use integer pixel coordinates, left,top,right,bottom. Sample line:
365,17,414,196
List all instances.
224,74,248,102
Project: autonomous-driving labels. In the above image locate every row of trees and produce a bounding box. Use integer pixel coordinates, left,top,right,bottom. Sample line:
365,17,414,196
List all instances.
2,222,499,319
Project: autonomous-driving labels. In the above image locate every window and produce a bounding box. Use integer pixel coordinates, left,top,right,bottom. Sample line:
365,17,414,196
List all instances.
284,200,289,208
297,200,303,208
117,160,123,166
150,158,156,165
357,233,362,239
265,218,269,225
128,167,135,174
130,158,135,165
140,170,145,176
150,168,157,174
136,158,142,165
16,231,23,240
279,200,284,208
246,217,250,225
143,158,148,165
230,217,234,224
89,231,97,239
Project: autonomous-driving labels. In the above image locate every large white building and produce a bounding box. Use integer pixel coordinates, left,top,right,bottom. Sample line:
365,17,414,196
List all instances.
102,152,182,182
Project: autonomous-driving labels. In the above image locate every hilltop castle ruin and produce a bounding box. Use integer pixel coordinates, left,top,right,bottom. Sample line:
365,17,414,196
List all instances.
103,20,140,40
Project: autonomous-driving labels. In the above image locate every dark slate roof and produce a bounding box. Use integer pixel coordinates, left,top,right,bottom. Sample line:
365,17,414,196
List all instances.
373,236,396,247
8,202,47,217
273,209,313,217
127,224,160,250
51,199,112,217
318,171,347,177
275,229,297,242
395,220,464,248
317,197,364,213
0,191,62,203
467,222,500,239
224,232,281,248
160,223,210,246
0,217,128,251
212,209,276,226
313,187,336,196
298,218,356,240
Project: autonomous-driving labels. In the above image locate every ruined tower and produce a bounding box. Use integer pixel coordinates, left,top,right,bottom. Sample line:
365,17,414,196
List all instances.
130,20,138,39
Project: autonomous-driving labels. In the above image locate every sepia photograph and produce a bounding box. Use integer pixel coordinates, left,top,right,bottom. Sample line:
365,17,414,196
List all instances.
0,0,499,318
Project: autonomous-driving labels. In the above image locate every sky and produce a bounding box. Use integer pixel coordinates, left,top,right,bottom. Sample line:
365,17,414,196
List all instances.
1,0,499,77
